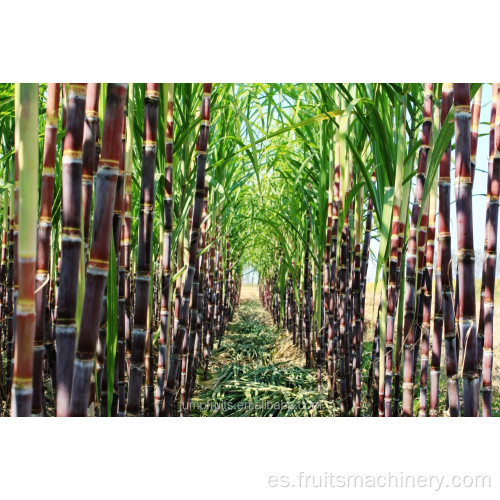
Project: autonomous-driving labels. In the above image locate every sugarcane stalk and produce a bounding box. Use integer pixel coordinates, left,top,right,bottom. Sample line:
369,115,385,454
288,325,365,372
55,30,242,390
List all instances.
11,83,39,417
82,84,101,264
106,102,127,418
402,83,433,417
482,84,500,417
12,91,20,398
470,86,482,185
69,83,127,417
329,142,341,400
123,86,134,381
32,83,60,416
0,187,8,406
430,86,450,416
338,211,349,415
358,171,375,409
4,147,15,400
117,85,134,416
418,95,441,416
126,83,159,416
384,95,406,417
419,165,438,416
434,84,460,416
303,214,312,369
393,123,416,416
55,83,87,416
367,298,381,412
454,83,479,417
144,306,154,416
325,138,335,399
203,232,215,380
478,84,497,410
164,84,212,417
187,185,209,408
156,83,174,416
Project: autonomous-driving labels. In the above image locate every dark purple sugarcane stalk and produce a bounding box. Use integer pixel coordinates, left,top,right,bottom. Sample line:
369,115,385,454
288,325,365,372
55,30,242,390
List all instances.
351,238,362,416
393,218,407,415
222,235,231,334
345,194,353,414
5,182,14,396
303,214,312,369
45,257,59,401
118,86,134,416
418,97,440,416
80,85,100,411
144,318,154,416
401,83,433,417
419,187,437,416
470,86,482,185
296,273,303,351
0,209,6,404
378,261,389,417
123,88,134,382
367,299,381,416
473,87,487,395
126,84,160,416
188,186,209,408
96,298,107,415
106,107,127,418
322,142,334,396
69,83,127,417
82,84,101,264
430,86,451,416
430,231,443,417
219,235,229,342
434,84,460,416
55,83,87,417
98,102,125,416
156,83,174,417
413,93,434,391
482,84,500,417
163,84,212,417
338,210,349,416
325,146,335,398
182,243,201,415
328,146,341,400
454,83,479,417
12,125,19,388
478,84,496,412
32,83,60,416
215,238,222,347
385,202,401,416
203,235,215,380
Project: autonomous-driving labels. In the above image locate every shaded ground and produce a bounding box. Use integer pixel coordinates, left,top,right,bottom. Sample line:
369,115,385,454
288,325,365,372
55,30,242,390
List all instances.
191,291,336,417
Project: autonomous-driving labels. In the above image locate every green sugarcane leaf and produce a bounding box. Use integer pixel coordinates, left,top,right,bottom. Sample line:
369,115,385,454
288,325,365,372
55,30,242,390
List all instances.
106,237,118,416
374,186,394,297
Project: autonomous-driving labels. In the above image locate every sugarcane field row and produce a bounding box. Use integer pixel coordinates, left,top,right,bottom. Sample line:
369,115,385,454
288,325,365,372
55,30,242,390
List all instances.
1,83,500,417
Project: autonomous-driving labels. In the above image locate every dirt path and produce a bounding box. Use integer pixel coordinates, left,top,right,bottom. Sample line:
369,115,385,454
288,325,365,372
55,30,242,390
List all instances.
191,289,335,417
